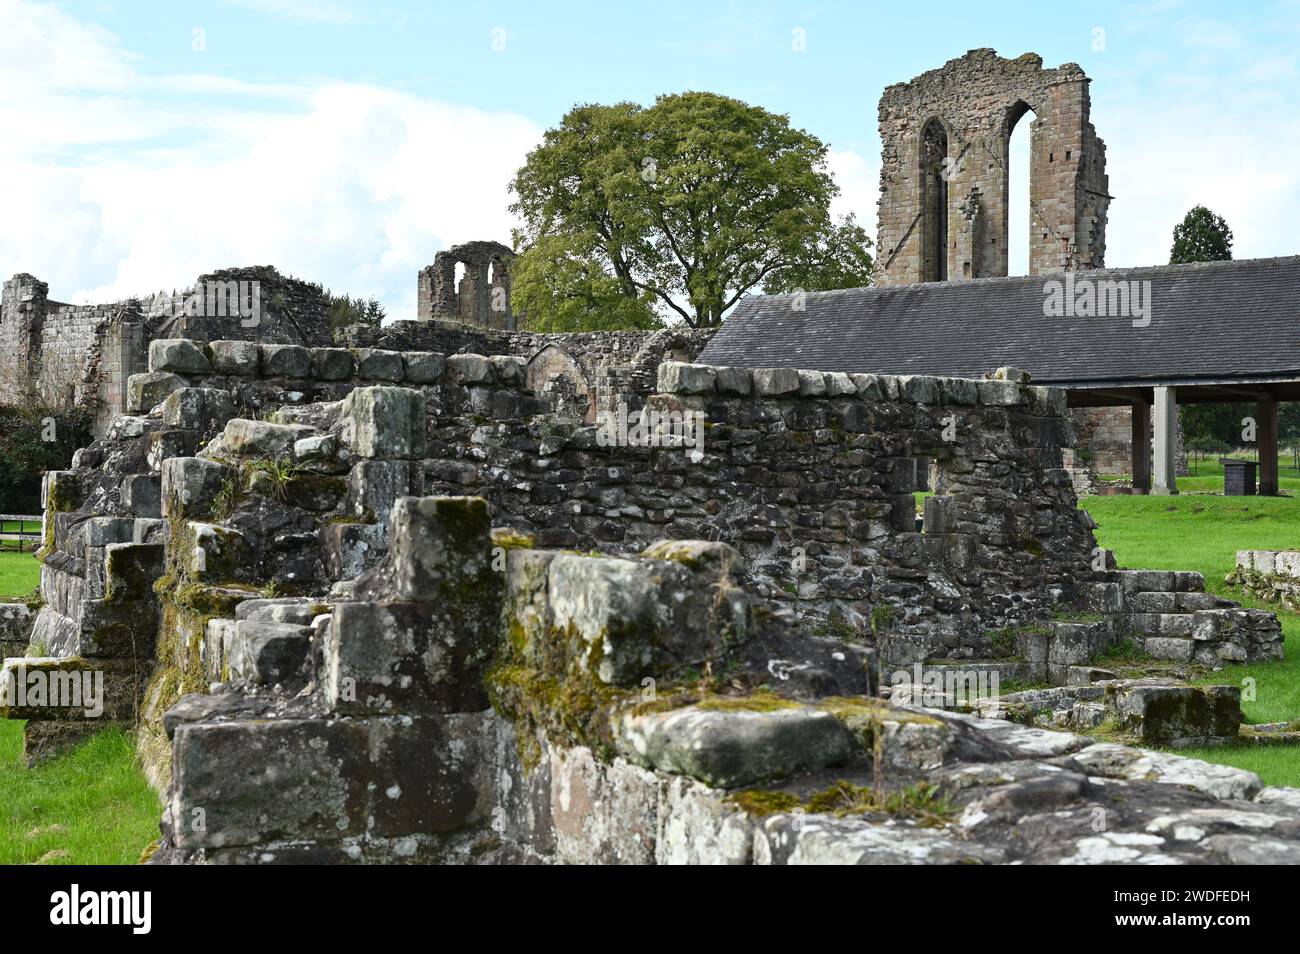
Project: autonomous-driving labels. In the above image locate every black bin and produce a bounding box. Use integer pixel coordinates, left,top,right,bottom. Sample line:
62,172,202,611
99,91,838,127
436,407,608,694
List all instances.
1221,458,1257,496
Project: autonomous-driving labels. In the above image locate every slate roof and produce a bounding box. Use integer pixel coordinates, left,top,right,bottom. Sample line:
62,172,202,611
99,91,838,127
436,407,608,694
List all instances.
698,256,1300,388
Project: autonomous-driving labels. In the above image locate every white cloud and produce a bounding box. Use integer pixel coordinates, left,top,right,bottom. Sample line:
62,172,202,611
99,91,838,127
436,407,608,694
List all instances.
826,148,878,238
224,0,359,24
0,0,540,318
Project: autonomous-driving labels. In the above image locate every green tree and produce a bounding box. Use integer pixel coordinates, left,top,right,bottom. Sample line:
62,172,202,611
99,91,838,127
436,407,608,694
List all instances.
512,235,663,332
0,403,93,513
510,92,872,329
1172,205,1242,450
1170,205,1233,264
324,293,385,342
762,214,875,294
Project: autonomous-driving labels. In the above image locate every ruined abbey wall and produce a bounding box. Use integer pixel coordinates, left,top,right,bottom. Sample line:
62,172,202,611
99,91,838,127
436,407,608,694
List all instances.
876,49,1110,284
2,332,1285,863
0,267,338,440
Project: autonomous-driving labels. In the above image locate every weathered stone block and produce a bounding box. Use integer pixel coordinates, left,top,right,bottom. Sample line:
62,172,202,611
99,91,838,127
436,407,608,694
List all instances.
797,370,827,396
402,351,444,384
346,460,414,524
1142,636,1194,661
222,418,316,458
366,713,492,837
444,354,493,384
547,552,750,685
849,373,884,400
293,433,338,463
714,366,752,395
354,348,405,381
488,355,524,384
83,516,134,548
658,361,717,395
210,340,259,376
939,377,979,404
127,372,185,413
615,704,850,788
161,457,228,518
384,496,496,603
975,379,1024,406
260,344,312,378
752,367,800,396
323,522,386,580
103,542,164,604
170,718,369,851
310,348,354,381
149,339,211,375
549,746,659,865
229,620,313,686
339,386,426,459
325,600,494,715
121,474,162,518
898,374,939,404
145,429,198,473
1107,681,1242,745
161,387,235,434
657,776,754,865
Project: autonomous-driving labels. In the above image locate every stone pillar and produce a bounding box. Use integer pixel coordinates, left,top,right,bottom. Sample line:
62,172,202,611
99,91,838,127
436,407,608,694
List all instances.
1152,386,1179,496
431,252,458,318
416,265,436,321
1131,399,1151,493
1257,395,1279,496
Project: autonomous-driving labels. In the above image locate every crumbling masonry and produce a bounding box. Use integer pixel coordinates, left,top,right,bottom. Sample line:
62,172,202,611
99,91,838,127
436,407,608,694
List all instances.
876,49,1109,285
1,325,1294,863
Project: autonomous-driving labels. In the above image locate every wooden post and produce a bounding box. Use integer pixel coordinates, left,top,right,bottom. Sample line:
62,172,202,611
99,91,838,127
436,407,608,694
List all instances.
1131,399,1152,493
1257,395,1279,496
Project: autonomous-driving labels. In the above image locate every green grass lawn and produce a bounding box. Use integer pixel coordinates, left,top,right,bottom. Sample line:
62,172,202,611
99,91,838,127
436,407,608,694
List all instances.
1083,490,1300,786
0,551,40,599
0,547,160,865
0,722,161,864
1097,455,1300,495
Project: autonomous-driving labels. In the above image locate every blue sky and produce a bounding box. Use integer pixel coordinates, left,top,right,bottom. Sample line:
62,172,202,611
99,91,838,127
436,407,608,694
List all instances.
2,0,1298,317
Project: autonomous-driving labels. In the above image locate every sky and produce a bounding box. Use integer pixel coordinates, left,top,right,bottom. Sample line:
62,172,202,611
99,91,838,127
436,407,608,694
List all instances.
1,0,1298,319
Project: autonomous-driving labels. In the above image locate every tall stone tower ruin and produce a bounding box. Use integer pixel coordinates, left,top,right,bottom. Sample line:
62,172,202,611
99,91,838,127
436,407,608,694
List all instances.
875,49,1110,285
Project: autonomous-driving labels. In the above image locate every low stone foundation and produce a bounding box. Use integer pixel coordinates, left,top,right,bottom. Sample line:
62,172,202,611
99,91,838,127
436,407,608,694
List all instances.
1230,550,1300,611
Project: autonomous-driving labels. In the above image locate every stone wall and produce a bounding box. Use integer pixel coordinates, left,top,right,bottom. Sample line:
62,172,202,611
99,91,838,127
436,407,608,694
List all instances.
351,320,715,422
116,341,1105,660
876,49,1109,284
0,268,337,440
7,333,1290,862
1230,550,1300,610
142,493,1300,865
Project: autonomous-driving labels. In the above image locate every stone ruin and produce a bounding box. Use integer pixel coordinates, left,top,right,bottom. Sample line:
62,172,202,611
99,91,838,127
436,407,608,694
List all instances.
0,267,337,439
417,240,516,330
876,48,1110,285
0,324,1296,863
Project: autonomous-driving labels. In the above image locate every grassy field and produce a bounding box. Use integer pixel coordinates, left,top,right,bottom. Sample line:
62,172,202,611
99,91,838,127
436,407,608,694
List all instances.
0,723,160,864
1095,455,1300,495
0,551,40,599
1083,489,1300,785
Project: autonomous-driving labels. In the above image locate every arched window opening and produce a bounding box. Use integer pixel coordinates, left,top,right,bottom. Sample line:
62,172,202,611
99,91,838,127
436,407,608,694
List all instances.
920,119,949,282
1007,102,1036,276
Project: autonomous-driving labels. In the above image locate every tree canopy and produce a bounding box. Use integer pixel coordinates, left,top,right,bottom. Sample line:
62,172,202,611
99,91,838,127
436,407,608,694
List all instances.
1170,205,1234,265
509,92,873,331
